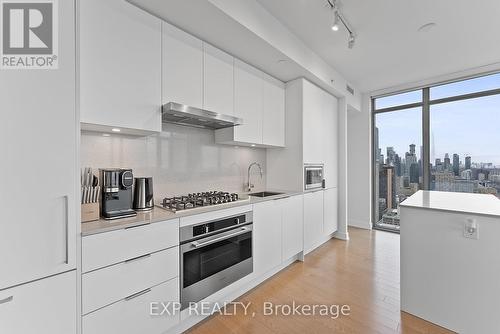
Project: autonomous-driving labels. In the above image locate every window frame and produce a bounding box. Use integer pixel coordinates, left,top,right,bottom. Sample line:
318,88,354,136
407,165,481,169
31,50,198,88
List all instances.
371,72,500,229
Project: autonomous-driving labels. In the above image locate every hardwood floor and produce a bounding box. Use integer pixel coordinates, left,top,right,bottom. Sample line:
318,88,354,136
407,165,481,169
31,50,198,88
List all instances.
186,228,454,334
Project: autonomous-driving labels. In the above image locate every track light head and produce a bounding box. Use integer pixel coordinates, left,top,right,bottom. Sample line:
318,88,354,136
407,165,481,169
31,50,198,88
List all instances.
348,33,355,49
331,11,339,31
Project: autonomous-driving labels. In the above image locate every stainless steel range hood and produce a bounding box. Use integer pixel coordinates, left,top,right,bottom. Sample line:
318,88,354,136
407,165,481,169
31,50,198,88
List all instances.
162,102,243,130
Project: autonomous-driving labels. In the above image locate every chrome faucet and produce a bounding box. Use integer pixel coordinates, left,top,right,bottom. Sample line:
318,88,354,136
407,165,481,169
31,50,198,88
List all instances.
247,162,263,192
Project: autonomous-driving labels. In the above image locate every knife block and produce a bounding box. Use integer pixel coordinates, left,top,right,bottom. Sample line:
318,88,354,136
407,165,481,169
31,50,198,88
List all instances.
81,202,100,223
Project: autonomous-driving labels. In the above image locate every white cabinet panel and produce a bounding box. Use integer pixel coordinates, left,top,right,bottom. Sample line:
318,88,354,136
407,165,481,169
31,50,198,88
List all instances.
323,188,338,235
80,0,161,133
203,43,234,115
253,200,282,276
262,73,285,147
83,278,179,334
282,195,304,259
303,190,324,253
322,91,338,188
82,247,179,314
0,0,76,289
233,59,263,144
162,22,203,109
302,80,325,164
82,219,179,273
0,271,76,334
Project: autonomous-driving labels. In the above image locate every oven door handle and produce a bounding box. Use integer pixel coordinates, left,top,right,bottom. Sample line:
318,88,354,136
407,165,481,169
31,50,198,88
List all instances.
191,227,251,249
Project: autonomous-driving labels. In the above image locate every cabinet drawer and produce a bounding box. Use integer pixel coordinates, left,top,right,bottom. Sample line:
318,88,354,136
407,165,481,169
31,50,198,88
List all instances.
83,247,179,314
82,219,179,272
83,277,179,334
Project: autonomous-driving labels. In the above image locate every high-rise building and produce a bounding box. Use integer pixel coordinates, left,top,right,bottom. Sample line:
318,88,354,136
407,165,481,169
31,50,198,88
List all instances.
444,153,451,171
410,163,419,184
379,165,396,213
465,156,472,170
409,144,416,155
453,154,460,176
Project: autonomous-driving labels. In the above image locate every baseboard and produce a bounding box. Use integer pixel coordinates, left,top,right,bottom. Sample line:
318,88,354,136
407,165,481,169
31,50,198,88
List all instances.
348,218,371,230
333,230,349,240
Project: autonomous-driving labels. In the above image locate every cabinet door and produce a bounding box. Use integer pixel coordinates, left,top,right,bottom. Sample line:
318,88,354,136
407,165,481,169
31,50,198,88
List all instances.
233,59,263,144
323,188,338,235
83,278,179,334
80,0,162,133
282,195,304,260
322,91,338,188
303,190,324,253
0,0,76,290
302,80,325,163
262,73,285,147
253,200,282,276
203,43,234,115
162,22,203,109
0,271,76,334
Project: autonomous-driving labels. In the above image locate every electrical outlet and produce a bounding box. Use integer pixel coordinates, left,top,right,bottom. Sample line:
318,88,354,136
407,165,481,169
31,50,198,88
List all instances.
463,218,478,240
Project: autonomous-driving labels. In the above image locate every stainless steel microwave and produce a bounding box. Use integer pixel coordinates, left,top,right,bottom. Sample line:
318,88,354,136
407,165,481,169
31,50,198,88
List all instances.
304,164,324,190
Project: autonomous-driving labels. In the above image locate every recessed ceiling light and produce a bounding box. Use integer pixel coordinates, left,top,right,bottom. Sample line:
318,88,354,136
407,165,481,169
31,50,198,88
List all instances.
111,128,121,132
251,144,256,147
418,22,437,33
102,133,111,137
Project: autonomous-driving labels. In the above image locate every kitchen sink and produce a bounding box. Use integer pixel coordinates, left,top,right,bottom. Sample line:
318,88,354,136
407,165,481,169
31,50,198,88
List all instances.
249,191,284,198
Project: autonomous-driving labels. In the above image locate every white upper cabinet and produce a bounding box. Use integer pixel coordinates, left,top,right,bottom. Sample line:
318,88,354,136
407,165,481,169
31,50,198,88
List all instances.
215,59,285,147
322,90,339,188
80,0,162,134
323,188,338,235
0,0,76,290
262,73,285,147
162,22,203,109
203,43,234,115
233,59,264,144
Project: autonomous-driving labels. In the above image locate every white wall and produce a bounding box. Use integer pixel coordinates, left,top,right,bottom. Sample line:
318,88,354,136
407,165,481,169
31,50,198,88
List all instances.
81,124,266,197
347,95,372,229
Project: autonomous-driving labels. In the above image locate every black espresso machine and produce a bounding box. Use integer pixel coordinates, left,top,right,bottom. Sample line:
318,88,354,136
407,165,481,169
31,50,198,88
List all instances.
99,168,137,220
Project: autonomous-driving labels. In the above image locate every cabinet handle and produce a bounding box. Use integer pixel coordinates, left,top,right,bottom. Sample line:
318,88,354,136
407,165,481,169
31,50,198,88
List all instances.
124,253,151,264
0,296,13,305
124,288,151,301
124,223,150,230
64,195,69,264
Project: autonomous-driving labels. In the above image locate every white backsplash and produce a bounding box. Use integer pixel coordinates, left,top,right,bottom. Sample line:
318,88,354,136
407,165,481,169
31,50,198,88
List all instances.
81,124,267,198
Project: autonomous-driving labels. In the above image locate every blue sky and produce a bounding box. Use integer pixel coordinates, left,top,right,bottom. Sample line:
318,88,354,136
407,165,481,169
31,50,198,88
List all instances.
376,73,500,166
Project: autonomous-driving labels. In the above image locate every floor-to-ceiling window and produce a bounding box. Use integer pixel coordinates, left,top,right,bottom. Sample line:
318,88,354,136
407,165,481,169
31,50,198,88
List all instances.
372,72,500,232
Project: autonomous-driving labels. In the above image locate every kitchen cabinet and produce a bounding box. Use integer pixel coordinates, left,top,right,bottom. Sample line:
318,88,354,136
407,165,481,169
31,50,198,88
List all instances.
262,73,286,147
215,59,285,147
83,277,179,334
162,21,203,109
323,188,338,234
0,271,76,334
303,190,325,253
321,89,339,188
203,43,234,115
0,0,77,290
253,200,283,276
302,80,325,164
282,195,304,260
80,0,162,134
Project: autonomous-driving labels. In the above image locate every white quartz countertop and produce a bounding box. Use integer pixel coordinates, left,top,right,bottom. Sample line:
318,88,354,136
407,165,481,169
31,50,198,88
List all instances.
81,189,306,236
400,190,500,217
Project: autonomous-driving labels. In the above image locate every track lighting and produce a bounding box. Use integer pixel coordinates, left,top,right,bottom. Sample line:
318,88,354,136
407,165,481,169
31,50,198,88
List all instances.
326,0,357,49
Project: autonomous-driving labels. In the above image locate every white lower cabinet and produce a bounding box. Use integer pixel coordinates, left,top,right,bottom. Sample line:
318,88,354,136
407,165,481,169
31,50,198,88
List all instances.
0,271,76,334
323,188,338,235
303,190,325,253
282,195,304,260
83,277,179,334
253,200,283,276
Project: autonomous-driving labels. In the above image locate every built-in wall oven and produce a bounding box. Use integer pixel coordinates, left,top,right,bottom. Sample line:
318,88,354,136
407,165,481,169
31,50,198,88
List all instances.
180,212,253,309
304,164,325,190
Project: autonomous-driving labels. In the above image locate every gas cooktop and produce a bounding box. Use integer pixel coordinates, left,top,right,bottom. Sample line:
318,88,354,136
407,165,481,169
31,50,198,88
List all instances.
158,191,245,213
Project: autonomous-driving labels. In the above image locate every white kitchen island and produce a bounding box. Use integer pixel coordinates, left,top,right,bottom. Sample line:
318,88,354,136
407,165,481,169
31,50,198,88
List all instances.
400,190,500,334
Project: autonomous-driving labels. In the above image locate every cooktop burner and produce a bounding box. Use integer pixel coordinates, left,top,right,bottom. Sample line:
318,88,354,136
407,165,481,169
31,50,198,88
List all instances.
159,191,241,213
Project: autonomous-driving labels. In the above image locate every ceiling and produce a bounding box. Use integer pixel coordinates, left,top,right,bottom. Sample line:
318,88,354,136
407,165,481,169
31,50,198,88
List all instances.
256,0,500,92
